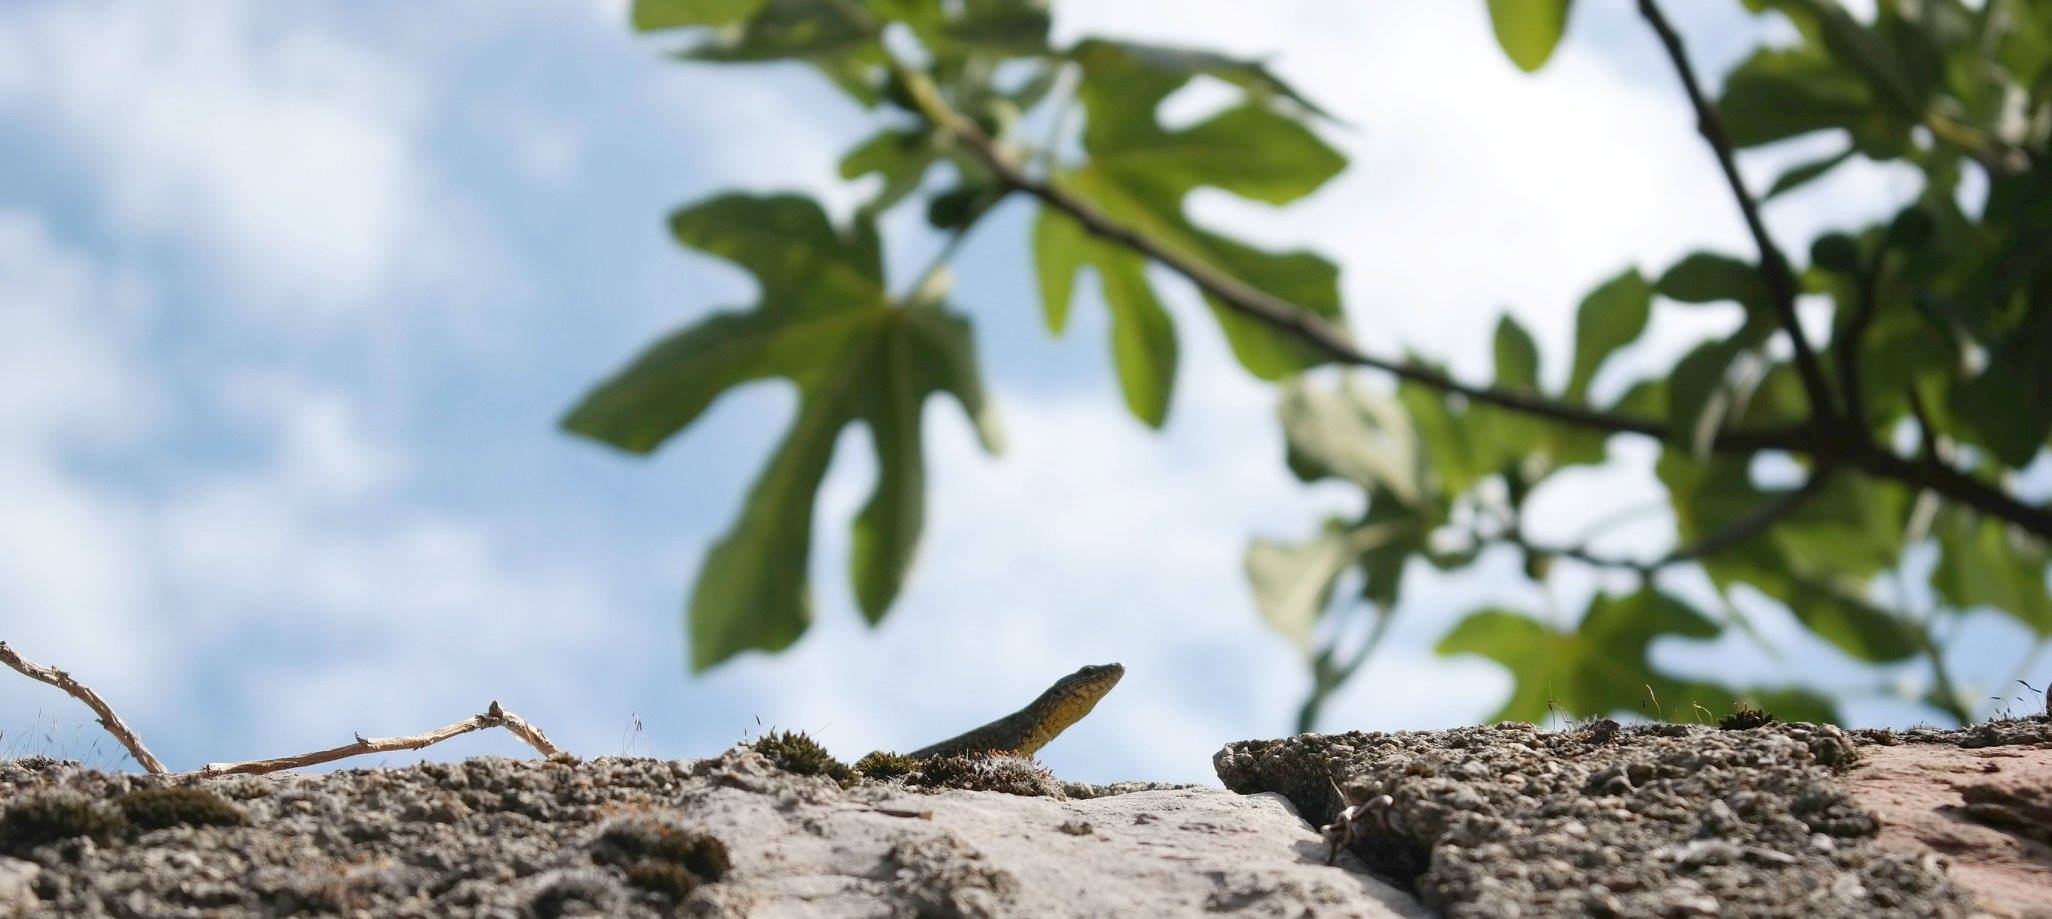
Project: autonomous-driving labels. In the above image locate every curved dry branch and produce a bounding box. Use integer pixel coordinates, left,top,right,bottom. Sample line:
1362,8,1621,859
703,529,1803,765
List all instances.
1,640,167,775
2,640,564,778
190,701,562,778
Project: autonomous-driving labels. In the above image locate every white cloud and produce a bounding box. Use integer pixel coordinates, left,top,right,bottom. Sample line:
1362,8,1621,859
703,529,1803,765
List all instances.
0,0,507,321
0,215,163,701
0,209,638,768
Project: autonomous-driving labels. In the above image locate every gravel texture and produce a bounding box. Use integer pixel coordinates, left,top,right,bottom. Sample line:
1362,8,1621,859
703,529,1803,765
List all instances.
0,746,1421,917
1214,719,1991,918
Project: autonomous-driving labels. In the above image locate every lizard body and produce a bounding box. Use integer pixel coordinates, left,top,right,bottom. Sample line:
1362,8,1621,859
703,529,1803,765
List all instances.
910,663,1124,759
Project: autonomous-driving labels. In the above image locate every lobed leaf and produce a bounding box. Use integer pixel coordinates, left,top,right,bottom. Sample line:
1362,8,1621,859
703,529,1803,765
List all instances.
565,194,998,670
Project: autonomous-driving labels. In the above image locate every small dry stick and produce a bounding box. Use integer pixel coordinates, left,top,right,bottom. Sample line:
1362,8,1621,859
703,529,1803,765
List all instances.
190,701,562,777
1,640,168,775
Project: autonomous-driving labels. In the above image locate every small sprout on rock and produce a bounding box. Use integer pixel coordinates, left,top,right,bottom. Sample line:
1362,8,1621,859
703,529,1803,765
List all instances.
0,792,128,856
115,786,250,832
749,730,856,786
854,750,918,781
1719,705,1778,730
590,814,730,900
1057,820,1093,836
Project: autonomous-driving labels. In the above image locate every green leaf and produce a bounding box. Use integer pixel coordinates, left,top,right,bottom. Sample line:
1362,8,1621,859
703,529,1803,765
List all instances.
1933,509,2052,636
564,194,999,670
1398,374,1504,499
1952,346,2052,468
673,0,889,104
1565,268,1651,402
1764,147,1855,200
1247,520,1377,652
1656,252,1769,309
1439,588,1834,723
1277,376,1421,504
1486,0,1573,73
1098,250,1179,427
1065,38,1336,120
1493,314,1542,394
1031,42,1351,385
1656,453,1920,663
840,128,939,213
1717,47,1875,148
1032,207,1086,334
929,0,1050,55
633,0,767,30
683,0,877,62
1031,208,1179,426
1664,336,1748,455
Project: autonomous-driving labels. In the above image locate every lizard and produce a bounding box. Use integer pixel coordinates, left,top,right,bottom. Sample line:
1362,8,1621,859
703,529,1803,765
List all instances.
908,663,1124,759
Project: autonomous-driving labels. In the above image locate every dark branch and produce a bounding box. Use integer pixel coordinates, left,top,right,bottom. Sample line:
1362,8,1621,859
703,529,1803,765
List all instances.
1835,255,1884,436
1511,468,1834,573
1854,447,2052,536
887,60,1792,451
885,58,2052,542
1636,0,1839,428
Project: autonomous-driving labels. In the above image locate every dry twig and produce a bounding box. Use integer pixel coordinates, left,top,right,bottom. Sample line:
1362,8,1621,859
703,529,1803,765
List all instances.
191,701,562,777
3,639,564,777
1,640,168,775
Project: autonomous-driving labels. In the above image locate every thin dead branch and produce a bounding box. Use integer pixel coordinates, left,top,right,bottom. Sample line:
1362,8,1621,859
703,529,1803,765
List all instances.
190,701,562,777
2,640,564,777
1,640,168,774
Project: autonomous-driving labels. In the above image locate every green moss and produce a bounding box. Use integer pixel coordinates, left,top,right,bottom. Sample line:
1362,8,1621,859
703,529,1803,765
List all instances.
749,730,856,785
1718,705,1778,730
115,786,250,832
854,750,918,781
621,861,703,899
908,753,1062,798
0,792,128,856
590,814,730,899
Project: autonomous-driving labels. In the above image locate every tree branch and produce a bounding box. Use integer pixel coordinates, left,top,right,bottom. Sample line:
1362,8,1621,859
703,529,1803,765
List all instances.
191,701,561,778
1835,256,1884,435
887,60,1793,452
1636,0,1839,428
884,57,2052,542
1511,468,1835,574
1,640,167,774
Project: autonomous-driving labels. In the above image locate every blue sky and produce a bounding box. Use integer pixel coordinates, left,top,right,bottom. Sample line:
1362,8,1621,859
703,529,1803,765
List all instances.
0,0,2034,783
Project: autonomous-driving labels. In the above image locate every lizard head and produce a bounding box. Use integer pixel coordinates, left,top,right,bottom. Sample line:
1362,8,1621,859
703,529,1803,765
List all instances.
1037,663,1124,718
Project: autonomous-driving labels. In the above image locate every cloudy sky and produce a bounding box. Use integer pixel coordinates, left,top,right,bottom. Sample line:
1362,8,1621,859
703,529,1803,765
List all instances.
0,0,2033,783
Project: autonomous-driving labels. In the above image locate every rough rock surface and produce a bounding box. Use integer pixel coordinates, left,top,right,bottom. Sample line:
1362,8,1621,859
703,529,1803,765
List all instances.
1848,718,2052,918
0,747,1423,917
1215,719,1988,918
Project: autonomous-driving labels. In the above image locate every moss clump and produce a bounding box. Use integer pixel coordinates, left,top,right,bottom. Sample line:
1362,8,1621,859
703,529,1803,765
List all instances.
621,861,703,899
908,753,1063,798
750,730,856,785
1719,705,1778,730
0,792,128,856
115,786,250,832
590,814,730,899
854,750,919,781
